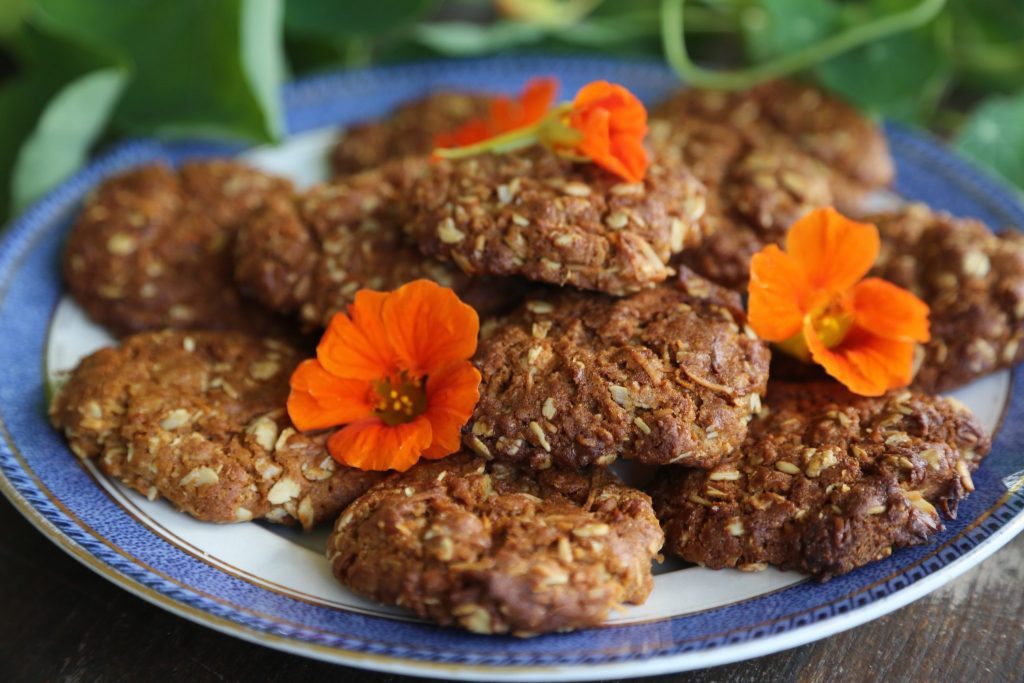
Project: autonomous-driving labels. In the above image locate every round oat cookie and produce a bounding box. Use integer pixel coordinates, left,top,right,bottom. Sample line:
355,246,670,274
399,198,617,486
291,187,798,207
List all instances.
234,158,524,330
752,80,894,190
49,331,381,527
651,382,991,580
468,269,770,470
327,453,664,636
649,102,854,291
671,203,766,291
723,144,833,236
330,91,490,175
647,117,745,189
652,79,894,191
672,144,835,291
869,204,1024,392
63,161,294,336
406,144,708,296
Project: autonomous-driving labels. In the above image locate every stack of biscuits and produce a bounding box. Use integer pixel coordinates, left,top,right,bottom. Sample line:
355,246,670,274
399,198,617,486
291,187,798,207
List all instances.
52,79,1020,637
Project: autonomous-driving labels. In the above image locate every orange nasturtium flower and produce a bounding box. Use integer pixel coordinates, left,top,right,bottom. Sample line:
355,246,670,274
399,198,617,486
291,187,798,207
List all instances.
434,78,649,183
434,77,558,148
565,80,649,184
287,280,481,472
748,207,931,396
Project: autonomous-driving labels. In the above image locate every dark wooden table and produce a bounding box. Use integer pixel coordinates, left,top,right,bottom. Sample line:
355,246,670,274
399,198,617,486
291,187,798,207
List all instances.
2,495,1021,683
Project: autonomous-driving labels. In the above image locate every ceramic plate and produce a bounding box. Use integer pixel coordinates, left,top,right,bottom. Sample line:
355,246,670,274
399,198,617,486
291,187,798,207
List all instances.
2,57,1023,681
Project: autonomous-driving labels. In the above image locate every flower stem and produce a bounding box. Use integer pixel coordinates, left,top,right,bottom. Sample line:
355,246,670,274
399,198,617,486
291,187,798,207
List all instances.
660,0,948,91
433,124,540,159
433,103,579,160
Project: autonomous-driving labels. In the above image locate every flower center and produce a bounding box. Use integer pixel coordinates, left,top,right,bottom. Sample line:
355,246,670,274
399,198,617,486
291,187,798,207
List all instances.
373,372,427,427
810,299,855,349
775,296,855,361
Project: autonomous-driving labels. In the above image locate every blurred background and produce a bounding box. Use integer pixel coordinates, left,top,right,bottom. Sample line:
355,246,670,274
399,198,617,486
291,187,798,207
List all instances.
1,0,1022,223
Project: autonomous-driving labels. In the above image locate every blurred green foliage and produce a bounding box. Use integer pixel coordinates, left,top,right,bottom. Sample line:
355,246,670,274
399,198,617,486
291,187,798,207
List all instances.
1,0,1023,222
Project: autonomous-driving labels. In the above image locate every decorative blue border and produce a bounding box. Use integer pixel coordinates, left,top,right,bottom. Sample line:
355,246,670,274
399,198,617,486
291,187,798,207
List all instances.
0,57,1023,674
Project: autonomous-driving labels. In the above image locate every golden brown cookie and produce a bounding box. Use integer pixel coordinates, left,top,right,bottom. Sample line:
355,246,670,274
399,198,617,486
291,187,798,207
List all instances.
50,330,381,527
330,91,490,175
651,382,990,579
234,158,525,330
63,161,293,336
653,79,894,290
870,204,1024,392
327,453,663,636
468,270,770,470
406,145,708,295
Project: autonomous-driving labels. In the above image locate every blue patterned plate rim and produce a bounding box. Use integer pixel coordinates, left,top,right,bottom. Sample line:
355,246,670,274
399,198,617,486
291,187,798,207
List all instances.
1,56,1023,680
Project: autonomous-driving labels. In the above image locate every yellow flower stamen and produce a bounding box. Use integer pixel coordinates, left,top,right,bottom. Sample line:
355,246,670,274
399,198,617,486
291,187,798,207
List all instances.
775,297,855,361
374,371,427,426
813,310,854,348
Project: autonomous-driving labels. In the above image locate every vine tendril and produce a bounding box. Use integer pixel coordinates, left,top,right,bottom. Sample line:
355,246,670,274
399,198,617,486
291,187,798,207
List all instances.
660,0,948,90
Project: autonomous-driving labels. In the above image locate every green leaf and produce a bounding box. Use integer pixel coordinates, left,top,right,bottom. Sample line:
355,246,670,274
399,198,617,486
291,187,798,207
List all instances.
740,0,841,62
814,0,951,123
955,90,1024,192
12,68,125,213
0,0,30,38
552,0,663,47
240,0,285,137
951,0,1024,45
950,0,1024,94
286,0,436,39
412,21,546,55
0,25,127,220
33,0,285,142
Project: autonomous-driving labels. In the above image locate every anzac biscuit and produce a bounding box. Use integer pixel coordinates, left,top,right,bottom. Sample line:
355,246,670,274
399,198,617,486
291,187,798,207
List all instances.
406,145,708,295
468,270,770,470
671,208,767,291
869,204,1024,392
672,144,836,289
753,80,894,189
647,117,745,189
330,91,490,175
234,158,524,329
50,331,381,527
653,79,894,190
327,453,664,636
652,81,893,290
63,161,293,336
651,382,990,579
723,144,834,236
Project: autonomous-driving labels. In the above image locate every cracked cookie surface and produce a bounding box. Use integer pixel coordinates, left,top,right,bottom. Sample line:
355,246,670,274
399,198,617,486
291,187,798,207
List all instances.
869,204,1024,392
50,331,381,527
327,453,663,636
330,91,490,175
63,161,294,336
653,79,893,190
652,80,893,290
406,145,708,295
650,382,990,579
667,143,835,290
468,270,770,470
234,158,522,329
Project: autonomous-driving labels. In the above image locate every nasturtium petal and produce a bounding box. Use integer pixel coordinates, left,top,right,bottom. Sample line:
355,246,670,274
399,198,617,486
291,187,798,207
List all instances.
327,417,432,472
786,207,879,293
748,244,811,341
382,279,479,377
804,321,887,396
851,277,930,343
287,359,374,431
806,322,914,396
317,289,396,381
421,361,481,459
